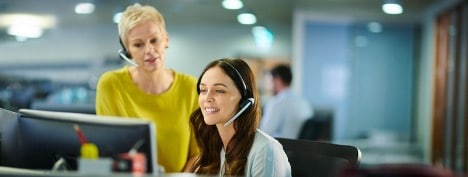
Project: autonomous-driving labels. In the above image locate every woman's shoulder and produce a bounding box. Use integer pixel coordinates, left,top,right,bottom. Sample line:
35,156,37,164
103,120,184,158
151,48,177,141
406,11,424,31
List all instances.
173,71,197,86
99,66,128,82
247,130,292,177
252,129,284,151
174,71,197,81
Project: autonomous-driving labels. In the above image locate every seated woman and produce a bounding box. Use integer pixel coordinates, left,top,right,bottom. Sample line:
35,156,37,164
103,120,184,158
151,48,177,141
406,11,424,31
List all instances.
189,58,291,177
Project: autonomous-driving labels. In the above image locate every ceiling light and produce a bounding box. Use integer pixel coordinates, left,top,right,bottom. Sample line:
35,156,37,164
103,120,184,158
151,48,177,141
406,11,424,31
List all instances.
252,26,274,51
7,24,43,38
75,3,95,14
382,0,403,14
237,12,256,25
113,12,123,23
0,14,56,28
0,13,55,39
222,0,243,10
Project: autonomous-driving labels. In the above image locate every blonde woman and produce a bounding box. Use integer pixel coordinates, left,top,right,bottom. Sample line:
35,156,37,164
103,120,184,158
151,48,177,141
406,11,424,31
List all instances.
95,3,198,172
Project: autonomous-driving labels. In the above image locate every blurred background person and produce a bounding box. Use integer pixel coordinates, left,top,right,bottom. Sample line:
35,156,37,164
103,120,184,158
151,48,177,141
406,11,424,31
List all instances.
260,64,313,139
189,58,291,176
95,3,199,172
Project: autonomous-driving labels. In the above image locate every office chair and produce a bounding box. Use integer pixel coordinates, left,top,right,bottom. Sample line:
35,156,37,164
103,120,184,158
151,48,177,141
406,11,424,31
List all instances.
276,137,361,177
299,108,334,141
299,117,333,141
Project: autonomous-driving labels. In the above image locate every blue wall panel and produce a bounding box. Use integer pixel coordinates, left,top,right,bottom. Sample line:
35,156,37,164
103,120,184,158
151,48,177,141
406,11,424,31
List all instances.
301,22,414,140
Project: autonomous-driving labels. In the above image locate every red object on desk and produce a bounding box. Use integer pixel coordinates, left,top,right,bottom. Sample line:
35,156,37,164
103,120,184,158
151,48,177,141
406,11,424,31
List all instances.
73,124,87,144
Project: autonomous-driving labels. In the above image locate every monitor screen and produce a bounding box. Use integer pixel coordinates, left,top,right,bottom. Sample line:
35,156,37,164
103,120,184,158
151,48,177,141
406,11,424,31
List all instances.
16,109,157,173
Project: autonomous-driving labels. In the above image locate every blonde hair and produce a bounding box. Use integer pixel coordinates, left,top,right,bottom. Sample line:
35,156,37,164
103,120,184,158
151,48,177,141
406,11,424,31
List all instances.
118,3,167,49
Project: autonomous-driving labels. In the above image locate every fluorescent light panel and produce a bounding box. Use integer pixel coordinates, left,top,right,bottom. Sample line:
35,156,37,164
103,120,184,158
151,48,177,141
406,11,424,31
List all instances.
75,3,95,14
0,14,56,28
0,13,56,39
113,12,123,23
237,13,256,25
222,0,243,10
252,26,274,51
382,0,403,14
7,24,43,38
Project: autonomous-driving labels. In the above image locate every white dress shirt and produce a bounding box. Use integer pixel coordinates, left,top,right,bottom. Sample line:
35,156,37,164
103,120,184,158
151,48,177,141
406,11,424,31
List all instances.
260,89,313,139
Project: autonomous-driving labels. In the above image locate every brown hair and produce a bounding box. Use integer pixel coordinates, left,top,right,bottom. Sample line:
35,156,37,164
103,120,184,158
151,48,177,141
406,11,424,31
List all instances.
189,58,260,176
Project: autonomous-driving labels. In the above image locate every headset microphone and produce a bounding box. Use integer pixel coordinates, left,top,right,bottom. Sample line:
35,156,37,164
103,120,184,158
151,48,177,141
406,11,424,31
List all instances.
224,98,255,127
118,49,139,67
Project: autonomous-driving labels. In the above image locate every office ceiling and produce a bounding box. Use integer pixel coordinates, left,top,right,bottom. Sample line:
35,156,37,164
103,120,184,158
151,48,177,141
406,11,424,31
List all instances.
0,0,440,30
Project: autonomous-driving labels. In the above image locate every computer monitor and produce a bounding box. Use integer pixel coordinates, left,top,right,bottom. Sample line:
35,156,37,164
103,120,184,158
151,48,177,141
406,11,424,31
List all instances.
0,108,21,167
16,109,157,173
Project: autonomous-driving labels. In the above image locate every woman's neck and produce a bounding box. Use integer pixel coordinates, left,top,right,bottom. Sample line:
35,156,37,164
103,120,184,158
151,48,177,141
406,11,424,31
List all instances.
129,67,174,95
217,124,235,150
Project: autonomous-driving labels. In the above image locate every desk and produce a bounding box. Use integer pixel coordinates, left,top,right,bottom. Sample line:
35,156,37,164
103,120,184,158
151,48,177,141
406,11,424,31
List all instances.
0,167,202,177
333,139,423,166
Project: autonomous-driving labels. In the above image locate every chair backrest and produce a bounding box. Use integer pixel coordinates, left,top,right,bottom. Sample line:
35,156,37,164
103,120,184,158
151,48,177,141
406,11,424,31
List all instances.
276,137,361,177
299,118,333,141
299,108,334,141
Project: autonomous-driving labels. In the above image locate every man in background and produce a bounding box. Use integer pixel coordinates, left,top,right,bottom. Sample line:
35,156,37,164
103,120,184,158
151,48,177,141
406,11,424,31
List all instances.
260,64,313,139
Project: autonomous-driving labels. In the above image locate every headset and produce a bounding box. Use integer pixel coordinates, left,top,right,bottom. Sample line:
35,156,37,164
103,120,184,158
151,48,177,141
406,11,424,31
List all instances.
118,38,139,67
223,61,255,127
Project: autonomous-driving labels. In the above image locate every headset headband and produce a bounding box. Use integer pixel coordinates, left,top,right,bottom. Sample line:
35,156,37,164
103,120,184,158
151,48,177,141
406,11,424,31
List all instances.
223,61,247,97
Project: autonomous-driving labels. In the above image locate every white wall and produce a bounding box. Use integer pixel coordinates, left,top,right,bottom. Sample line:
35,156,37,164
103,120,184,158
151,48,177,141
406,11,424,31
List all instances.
166,24,291,77
0,23,291,83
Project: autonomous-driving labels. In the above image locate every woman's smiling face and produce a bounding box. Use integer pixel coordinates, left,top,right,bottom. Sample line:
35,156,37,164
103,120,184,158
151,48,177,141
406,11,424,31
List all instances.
198,66,242,126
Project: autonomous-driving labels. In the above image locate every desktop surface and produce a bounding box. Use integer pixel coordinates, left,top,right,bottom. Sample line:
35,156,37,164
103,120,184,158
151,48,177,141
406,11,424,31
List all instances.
0,166,202,177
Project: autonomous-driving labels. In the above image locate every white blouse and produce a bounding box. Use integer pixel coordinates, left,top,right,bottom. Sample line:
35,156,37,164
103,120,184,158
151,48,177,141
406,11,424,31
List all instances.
220,129,292,177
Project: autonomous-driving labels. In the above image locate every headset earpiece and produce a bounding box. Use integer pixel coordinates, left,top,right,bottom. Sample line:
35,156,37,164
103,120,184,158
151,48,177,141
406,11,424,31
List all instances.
240,97,255,109
119,38,131,58
224,97,255,126
118,38,139,67
122,49,131,58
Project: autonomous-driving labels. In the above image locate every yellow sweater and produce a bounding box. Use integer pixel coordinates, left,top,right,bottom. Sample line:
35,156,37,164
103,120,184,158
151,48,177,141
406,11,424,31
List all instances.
95,66,199,172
